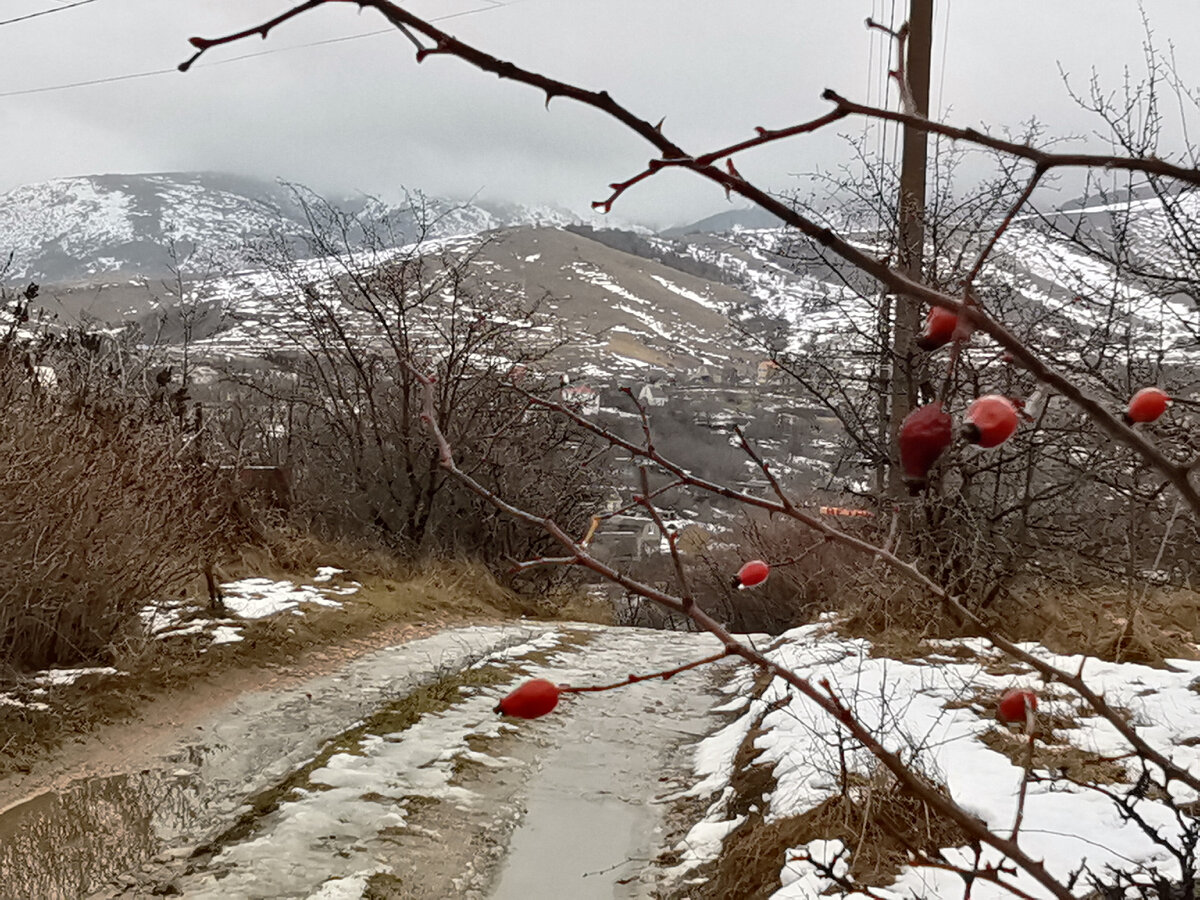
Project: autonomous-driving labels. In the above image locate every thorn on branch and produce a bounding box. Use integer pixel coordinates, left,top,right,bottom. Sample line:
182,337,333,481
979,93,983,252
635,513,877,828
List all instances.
416,44,449,63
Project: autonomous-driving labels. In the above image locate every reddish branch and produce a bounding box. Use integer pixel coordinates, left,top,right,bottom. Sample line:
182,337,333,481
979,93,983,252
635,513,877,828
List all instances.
179,7,1200,894
559,649,733,694
963,166,1047,287
825,90,1200,187
519,388,1200,798
402,374,1074,899
181,0,1200,517
635,464,696,610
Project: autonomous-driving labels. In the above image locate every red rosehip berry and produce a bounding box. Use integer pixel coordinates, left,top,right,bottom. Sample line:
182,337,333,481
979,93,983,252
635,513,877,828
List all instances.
916,306,958,351
898,402,953,489
732,559,770,589
495,678,560,719
963,395,1019,448
1125,387,1169,425
997,688,1038,725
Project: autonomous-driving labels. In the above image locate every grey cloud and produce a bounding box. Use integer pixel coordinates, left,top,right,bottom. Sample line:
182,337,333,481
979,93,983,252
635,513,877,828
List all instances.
1,0,1197,229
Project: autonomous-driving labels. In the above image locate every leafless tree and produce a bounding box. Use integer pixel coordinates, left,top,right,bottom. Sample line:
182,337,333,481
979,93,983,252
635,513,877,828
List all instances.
213,187,608,566
180,4,1200,896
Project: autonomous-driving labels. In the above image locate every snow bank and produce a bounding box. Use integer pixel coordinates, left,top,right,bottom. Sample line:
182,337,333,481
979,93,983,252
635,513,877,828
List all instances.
686,624,1200,898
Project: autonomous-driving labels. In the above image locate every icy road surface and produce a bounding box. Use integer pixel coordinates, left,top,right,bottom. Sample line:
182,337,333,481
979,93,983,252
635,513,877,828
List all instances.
1,623,734,899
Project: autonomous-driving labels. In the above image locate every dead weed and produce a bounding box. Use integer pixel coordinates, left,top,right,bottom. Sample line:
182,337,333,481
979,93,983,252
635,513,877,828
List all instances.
978,727,1128,785
0,553,600,779
678,665,971,898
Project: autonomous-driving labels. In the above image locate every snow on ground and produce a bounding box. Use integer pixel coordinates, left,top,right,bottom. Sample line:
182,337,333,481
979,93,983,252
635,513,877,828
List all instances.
32,666,120,687
3,571,364,708
0,666,122,710
168,625,729,899
681,623,1200,898
138,570,362,648
649,274,728,313
220,576,350,618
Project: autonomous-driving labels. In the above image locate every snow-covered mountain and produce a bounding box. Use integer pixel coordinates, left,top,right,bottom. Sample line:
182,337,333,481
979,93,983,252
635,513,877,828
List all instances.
5,170,1194,379
0,172,588,284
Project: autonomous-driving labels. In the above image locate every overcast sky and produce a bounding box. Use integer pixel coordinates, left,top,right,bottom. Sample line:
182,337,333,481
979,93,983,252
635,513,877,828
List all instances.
1,0,1197,228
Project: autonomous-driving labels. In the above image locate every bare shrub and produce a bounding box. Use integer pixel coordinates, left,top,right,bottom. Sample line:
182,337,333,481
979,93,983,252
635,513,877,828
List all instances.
215,188,609,570
0,322,232,672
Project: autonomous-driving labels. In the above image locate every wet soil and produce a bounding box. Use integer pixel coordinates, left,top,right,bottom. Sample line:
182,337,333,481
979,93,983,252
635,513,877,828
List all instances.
0,625,735,900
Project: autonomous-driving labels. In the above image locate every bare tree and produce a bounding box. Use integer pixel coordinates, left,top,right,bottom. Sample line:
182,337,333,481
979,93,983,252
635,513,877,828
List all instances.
179,5,1200,896
216,187,607,565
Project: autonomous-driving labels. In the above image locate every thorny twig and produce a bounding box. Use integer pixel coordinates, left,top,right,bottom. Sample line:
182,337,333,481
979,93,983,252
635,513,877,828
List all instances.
515,388,1200,797
181,1,1200,517
559,648,733,694
413,372,1076,899
636,465,695,611
1009,701,1038,842
178,4,1200,893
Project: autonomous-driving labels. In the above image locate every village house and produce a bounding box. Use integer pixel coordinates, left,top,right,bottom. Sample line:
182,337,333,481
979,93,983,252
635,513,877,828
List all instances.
636,383,668,407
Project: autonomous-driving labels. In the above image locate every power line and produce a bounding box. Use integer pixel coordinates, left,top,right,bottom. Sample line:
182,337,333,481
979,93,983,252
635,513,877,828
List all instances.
0,0,99,28
0,66,175,98
0,1,517,99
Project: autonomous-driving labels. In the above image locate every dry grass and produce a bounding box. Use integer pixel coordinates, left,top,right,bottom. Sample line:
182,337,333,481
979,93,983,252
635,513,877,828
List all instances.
959,684,1133,786
836,579,1200,667
686,732,972,898
674,663,973,899
994,584,1200,665
978,727,1129,785
0,399,231,672
0,554,601,778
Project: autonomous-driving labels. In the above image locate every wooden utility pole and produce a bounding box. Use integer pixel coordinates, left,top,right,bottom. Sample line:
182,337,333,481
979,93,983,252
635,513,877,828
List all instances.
886,0,934,495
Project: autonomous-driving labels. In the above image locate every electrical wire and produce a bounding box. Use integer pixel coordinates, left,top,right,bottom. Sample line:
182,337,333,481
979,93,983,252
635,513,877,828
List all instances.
0,0,516,99
0,0,101,28
886,0,900,186
935,0,951,118
865,0,877,152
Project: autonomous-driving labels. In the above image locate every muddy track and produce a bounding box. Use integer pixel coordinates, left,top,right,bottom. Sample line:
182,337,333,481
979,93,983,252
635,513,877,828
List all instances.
0,624,734,900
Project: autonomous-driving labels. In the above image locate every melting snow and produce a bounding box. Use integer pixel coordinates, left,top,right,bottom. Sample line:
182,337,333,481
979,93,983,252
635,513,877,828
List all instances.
220,576,354,619
685,624,1200,898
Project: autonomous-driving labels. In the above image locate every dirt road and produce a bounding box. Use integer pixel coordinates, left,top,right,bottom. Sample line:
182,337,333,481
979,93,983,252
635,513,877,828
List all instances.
0,623,735,899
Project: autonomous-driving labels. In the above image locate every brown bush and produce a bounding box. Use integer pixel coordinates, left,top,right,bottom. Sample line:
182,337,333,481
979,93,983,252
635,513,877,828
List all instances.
618,509,888,635
0,356,231,672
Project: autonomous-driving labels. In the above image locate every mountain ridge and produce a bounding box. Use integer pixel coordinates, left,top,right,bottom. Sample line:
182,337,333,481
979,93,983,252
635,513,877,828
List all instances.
0,172,596,285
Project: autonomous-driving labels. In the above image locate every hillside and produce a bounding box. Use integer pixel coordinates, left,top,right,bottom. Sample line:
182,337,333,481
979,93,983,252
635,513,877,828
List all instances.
0,172,586,285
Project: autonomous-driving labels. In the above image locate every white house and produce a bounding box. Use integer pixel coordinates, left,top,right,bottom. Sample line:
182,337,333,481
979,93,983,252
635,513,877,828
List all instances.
636,383,668,407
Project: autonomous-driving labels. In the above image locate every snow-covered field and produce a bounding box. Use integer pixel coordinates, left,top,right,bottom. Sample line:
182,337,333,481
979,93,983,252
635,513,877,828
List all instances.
681,622,1200,899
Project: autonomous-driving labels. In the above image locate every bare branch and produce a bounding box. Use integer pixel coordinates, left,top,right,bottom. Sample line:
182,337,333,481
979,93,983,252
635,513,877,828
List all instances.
560,649,733,694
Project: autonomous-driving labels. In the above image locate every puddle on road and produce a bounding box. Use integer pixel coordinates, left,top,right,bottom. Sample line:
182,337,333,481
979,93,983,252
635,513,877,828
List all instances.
0,626,580,899
0,626,723,899
0,769,201,899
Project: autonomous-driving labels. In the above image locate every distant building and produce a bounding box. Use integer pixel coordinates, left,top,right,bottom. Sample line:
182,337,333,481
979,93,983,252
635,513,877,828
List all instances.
757,359,783,385
561,384,600,416
636,383,668,407
687,364,721,385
